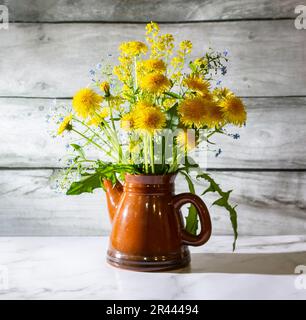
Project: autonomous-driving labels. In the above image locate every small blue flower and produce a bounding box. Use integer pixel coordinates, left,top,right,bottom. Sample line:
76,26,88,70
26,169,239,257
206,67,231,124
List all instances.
216,80,222,86
108,54,112,57
96,63,102,69
221,66,227,75
89,69,95,75
59,117,64,121
232,133,240,139
65,144,70,149
215,148,222,157
223,49,229,57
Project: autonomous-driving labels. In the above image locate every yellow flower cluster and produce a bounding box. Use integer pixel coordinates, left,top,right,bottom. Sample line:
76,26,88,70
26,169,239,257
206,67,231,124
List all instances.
113,56,132,83
146,22,174,59
119,41,148,57
178,87,246,128
59,21,246,169
145,22,159,37
170,40,193,81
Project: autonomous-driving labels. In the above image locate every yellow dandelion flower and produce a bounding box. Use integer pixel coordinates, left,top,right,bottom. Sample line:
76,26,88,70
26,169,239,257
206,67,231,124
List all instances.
139,73,170,94
183,76,210,94
219,96,247,126
134,106,166,134
213,87,233,102
178,97,210,128
139,59,166,73
134,100,153,111
72,88,103,119
58,114,73,135
119,41,148,56
87,107,109,126
121,112,136,131
206,102,224,128
176,130,196,151
99,81,110,94
179,97,223,129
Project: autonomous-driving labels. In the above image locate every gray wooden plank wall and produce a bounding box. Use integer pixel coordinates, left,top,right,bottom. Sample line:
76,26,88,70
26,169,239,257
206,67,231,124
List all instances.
0,0,305,237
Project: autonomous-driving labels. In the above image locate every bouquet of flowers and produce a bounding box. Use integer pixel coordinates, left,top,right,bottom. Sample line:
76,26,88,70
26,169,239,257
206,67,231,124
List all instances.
53,22,247,250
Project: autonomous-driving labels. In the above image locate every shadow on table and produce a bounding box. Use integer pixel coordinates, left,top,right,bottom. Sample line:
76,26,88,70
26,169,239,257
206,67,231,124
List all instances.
173,252,306,275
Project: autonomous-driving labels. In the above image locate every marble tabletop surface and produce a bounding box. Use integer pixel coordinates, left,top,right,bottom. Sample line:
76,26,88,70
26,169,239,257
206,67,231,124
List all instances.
0,235,306,300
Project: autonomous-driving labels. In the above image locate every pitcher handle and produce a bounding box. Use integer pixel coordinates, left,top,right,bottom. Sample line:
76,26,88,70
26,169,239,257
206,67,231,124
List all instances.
173,193,212,246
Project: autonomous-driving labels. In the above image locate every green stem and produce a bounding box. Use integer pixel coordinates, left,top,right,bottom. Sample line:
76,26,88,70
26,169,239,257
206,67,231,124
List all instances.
134,57,138,89
150,134,155,174
161,136,165,170
93,111,123,162
172,138,177,170
72,117,118,158
73,117,108,146
108,100,116,132
143,133,149,174
72,128,109,155
107,102,123,163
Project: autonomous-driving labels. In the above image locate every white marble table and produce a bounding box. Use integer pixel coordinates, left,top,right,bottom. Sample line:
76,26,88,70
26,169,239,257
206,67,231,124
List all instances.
0,236,306,300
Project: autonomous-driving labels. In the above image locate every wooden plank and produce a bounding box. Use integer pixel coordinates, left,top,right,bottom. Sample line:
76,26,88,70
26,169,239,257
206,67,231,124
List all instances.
0,169,305,236
210,97,306,169
0,169,111,236
5,0,297,22
0,21,305,97
0,97,305,169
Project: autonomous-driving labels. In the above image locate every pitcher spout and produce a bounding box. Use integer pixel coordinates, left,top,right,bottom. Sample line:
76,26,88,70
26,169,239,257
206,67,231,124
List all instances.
103,179,123,222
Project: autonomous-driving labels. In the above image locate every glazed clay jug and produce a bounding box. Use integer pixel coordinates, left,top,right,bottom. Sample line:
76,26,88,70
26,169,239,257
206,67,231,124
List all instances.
103,174,211,271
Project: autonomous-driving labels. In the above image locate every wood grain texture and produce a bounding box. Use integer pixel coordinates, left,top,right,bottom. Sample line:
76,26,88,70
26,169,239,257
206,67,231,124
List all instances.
0,169,305,236
1,97,305,169
4,0,297,22
0,21,305,97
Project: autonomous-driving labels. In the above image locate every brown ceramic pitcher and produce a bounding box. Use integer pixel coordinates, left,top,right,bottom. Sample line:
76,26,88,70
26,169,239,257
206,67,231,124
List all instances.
103,174,212,271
